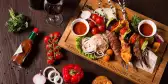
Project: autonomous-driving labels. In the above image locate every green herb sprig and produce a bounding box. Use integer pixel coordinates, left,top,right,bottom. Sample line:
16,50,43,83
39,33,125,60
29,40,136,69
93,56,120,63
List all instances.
6,8,29,32
131,15,142,32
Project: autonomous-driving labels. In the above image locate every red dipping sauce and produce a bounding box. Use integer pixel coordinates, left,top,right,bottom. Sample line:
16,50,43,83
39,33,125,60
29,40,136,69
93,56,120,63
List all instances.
140,23,153,36
73,22,87,35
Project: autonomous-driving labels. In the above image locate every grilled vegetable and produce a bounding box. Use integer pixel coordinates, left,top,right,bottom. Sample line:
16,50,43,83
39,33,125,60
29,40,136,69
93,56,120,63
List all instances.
129,33,139,44
152,42,160,52
139,38,148,51
119,36,132,64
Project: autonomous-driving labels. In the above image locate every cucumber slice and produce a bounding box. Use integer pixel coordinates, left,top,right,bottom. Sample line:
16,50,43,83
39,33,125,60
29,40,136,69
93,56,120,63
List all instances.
141,40,148,51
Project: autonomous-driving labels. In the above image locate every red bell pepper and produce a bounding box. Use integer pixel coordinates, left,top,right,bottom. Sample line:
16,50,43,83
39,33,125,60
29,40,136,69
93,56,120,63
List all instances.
62,64,84,84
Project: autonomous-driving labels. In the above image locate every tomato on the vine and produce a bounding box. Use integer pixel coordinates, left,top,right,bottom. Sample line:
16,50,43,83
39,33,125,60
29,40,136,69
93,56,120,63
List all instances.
46,44,52,51
47,50,53,57
53,32,61,38
44,36,50,44
49,33,54,39
54,52,63,60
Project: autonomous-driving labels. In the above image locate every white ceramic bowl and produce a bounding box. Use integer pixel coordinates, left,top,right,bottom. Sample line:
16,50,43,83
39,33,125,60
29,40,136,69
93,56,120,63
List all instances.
71,18,89,36
138,20,157,37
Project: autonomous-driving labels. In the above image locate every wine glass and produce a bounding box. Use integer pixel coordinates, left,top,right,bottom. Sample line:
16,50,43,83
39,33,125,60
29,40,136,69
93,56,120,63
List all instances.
44,0,63,26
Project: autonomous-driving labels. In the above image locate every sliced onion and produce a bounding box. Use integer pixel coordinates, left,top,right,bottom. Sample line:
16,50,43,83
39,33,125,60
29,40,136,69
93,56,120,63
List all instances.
54,76,63,84
48,70,60,83
43,66,63,84
43,66,57,77
80,11,91,19
155,34,164,43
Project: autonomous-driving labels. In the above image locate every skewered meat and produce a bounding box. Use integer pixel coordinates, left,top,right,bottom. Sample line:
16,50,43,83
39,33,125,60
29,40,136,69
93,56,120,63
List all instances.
133,41,143,66
105,31,122,61
133,41,150,67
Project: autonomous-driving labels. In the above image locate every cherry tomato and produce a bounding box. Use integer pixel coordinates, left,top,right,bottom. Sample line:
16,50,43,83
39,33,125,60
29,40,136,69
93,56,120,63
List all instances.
47,57,55,64
53,44,60,52
54,52,63,60
52,38,58,44
95,16,104,24
47,50,53,57
53,32,61,38
91,14,98,21
47,59,55,64
89,21,95,28
44,36,50,44
49,33,54,39
46,44,52,51
98,25,105,32
91,27,99,35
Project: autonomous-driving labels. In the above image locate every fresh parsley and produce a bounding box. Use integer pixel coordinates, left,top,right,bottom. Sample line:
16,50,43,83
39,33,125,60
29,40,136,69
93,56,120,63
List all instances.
131,15,142,32
6,8,29,32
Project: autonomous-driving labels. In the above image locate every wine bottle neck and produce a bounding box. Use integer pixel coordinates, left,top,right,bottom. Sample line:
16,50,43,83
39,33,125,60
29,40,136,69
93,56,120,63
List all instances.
28,32,37,41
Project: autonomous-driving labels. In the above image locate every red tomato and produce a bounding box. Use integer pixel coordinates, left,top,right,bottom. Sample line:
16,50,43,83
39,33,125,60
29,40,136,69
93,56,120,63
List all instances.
91,27,99,35
54,52,63,60
47,59,55,65
95,16,104,24
46,44,52,51
53,32,61,38
49,33,54,39
91,14,98,21
44,36,50,44
47,50,53,57
89,21,95,28
98,25,105,32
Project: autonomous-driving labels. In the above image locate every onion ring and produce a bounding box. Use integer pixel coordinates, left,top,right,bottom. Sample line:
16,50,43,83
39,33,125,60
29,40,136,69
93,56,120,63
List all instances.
43,66,57,77
54,76,63,84
43,66,63,84
48,70,60,83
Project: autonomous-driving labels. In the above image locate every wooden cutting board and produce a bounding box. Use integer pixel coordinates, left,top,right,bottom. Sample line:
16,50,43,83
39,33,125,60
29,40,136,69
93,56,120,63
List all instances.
58,0,168,84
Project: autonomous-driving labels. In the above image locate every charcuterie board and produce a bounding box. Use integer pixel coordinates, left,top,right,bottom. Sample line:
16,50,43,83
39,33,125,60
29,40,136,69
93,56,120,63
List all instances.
58,0,168,84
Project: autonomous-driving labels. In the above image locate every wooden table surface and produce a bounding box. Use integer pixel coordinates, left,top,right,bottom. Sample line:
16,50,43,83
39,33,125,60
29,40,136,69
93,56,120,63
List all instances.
0,0,168,84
